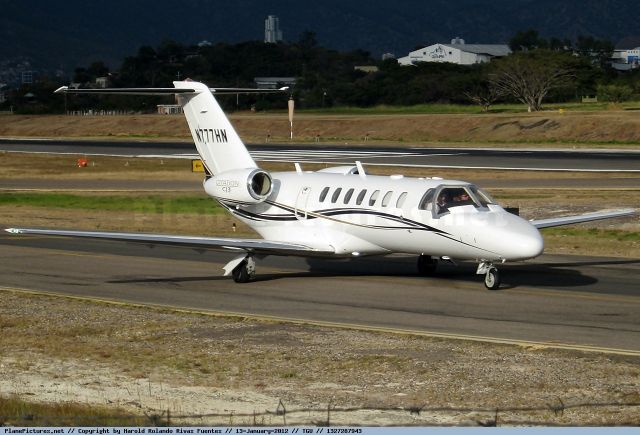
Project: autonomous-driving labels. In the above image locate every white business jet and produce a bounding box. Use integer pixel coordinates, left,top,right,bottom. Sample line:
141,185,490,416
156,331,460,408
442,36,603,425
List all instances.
5,80,635,289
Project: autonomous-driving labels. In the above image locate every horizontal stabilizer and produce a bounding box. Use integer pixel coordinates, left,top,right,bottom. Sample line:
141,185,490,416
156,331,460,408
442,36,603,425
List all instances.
4,228,334,256
530,209,636,229
54,86,289,96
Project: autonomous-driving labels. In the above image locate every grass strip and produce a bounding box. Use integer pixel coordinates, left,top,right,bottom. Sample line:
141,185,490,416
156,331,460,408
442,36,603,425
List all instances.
0,396,150,426
542,227,640,242
296,101,640,115
0,193,224,214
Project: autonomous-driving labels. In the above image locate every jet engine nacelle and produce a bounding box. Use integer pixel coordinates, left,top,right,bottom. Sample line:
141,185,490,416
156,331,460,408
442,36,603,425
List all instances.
204,168,273,204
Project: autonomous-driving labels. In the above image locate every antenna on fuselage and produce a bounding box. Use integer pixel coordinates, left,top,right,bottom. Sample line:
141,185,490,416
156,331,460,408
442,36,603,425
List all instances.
355,161,366,179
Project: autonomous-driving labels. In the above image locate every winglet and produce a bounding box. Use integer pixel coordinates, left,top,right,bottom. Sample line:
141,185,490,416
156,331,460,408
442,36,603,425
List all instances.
54,86,69,94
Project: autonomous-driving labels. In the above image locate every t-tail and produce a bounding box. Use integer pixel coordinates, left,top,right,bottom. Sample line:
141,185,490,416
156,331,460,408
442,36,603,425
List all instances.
55,81,289,205
173,81,255,175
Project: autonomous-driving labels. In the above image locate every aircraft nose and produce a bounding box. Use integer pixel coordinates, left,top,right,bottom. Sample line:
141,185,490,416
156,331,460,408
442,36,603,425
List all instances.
509,227,544,259
499,215,544,260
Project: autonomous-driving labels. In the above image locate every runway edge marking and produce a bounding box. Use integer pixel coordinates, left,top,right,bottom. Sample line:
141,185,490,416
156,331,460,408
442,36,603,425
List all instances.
2,285,639,358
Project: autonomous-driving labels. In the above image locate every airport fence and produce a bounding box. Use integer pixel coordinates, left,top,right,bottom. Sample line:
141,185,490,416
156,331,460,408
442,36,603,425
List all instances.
66,110,134,116
2,398,639,427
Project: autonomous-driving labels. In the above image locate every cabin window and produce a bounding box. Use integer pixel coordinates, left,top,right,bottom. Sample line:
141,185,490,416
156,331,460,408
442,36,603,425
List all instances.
319,186,330,202
331,187,342,203
343,188,355,204
368,190,380,206
381,191,393,207
356,189,367,205
418,189,435,210
396,192,408,208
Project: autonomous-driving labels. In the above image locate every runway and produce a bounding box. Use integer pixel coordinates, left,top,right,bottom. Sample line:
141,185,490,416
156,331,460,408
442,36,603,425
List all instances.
2,231,639,355
2,138,640,172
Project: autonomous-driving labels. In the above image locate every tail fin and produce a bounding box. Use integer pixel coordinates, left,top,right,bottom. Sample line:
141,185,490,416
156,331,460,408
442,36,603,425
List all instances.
174,81,256,175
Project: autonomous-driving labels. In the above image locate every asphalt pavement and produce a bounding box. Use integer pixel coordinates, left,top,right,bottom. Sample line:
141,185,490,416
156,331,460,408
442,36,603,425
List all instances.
2,138,640,171
1,232,639,355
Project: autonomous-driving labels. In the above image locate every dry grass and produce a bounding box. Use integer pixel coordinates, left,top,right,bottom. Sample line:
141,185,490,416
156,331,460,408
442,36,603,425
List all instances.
0,151,199,180
2,112,640,146
1,290,639,426
0,396,147,426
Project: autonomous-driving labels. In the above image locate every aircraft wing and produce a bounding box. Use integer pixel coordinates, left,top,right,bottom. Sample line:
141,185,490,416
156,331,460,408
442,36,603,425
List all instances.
530,209,636,229
4,228,334,257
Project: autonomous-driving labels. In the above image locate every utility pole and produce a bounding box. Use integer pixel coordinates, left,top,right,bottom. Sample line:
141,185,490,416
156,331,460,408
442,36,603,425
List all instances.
288,96,294,140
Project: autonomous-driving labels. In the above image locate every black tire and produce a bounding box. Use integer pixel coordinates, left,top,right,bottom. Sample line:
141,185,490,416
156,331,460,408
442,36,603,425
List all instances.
232,261,251,283
484,267,500,290
417,255,438,276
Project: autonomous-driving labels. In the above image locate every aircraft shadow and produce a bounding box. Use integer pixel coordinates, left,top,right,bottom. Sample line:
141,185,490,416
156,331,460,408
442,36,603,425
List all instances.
105,256,603,289
107,275,228,284
537,258,640,268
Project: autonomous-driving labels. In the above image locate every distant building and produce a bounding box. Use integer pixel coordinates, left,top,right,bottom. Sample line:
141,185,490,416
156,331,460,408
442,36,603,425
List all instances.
21,71,33,84
264,15,283,43
95,77,109,88
398,38,511,66
254,77,296,89
157,104,182,115
611,38,640,71
381,53,396,61
0,83,7,104
354,65,379,73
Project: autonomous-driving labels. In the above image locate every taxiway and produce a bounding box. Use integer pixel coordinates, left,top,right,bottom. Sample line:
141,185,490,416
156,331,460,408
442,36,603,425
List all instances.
1,232,639,355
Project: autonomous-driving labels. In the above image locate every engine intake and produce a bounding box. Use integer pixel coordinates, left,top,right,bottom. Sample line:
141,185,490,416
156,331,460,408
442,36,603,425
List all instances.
204,168,273,205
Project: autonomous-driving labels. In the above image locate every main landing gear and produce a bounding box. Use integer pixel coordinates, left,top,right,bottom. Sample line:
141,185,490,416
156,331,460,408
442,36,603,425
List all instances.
223,254,256,283
477,261,500,290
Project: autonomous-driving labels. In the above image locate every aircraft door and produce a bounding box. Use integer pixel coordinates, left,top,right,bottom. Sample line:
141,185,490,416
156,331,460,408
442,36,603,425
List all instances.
295,186,311,219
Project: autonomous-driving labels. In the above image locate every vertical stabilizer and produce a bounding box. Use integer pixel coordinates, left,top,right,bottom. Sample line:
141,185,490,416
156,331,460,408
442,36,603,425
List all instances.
174,81,256,175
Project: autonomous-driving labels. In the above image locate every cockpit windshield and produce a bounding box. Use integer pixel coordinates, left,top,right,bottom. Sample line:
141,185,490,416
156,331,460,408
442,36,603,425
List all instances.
468,185,495,207
436,187,475,212
431,185,496,215
417,185,497,216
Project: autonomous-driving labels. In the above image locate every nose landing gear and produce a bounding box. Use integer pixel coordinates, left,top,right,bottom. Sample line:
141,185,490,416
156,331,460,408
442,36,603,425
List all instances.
477,261,501,290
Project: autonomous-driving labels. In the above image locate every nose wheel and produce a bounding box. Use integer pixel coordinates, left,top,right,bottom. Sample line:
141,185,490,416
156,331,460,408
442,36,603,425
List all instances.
484,267,500,290
477,262,501,290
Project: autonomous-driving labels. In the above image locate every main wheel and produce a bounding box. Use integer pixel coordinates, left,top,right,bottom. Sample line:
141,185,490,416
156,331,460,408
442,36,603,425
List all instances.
484,267,500,290
417,255,438,276
232,261,251,283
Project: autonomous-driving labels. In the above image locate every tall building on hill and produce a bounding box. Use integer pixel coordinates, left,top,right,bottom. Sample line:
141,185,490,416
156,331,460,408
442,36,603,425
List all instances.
264,15,283,43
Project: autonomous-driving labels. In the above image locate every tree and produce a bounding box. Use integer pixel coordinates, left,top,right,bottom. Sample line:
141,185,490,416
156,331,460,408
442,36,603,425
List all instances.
463,83,503,112
575,35,614,68
509,29,548,52
489,50,575,112
597,84,633,103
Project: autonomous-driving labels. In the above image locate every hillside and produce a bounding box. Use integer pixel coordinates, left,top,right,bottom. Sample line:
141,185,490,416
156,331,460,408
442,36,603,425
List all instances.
1,0,638,76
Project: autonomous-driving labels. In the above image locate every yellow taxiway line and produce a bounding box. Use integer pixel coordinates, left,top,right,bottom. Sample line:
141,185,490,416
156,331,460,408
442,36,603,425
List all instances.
1,284,639,358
